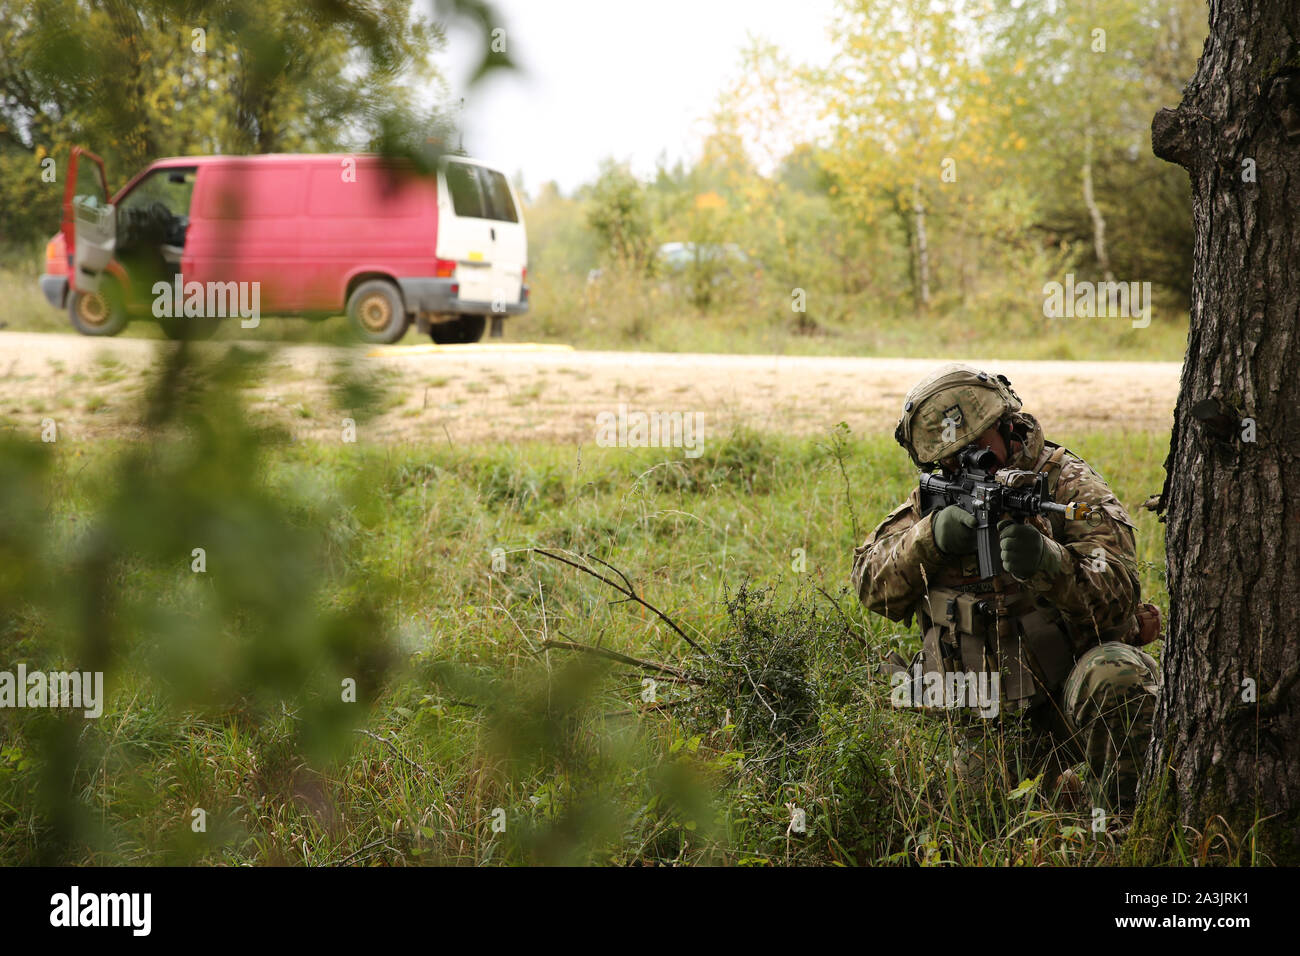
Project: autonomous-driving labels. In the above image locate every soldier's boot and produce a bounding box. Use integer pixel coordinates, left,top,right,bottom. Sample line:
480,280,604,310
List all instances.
1062,642,1159,814
948,728,1013,797
1052,768,1086,811
1012,722,1088,808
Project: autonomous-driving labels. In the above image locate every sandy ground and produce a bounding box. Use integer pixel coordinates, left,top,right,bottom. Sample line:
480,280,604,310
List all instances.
0,332,1182,445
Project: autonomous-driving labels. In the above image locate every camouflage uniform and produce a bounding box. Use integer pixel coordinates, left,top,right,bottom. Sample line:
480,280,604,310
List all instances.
852,364,1159,811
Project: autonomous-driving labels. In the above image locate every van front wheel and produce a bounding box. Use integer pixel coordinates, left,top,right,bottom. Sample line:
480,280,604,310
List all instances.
430,314,486,344
347,280,410,344
68,285,129,337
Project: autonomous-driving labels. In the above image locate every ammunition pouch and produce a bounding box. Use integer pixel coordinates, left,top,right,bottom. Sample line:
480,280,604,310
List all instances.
913,585,1077,716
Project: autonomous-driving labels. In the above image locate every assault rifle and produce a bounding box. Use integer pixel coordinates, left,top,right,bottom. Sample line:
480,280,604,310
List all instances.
918,445,1102,580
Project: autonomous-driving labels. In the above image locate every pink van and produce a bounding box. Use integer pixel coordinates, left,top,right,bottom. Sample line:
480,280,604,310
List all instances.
41,147,528,343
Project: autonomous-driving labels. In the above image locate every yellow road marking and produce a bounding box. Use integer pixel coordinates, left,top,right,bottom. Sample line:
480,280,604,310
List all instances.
367,342,575,357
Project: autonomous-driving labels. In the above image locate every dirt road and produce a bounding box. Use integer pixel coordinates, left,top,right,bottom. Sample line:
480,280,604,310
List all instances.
0,332,1181,444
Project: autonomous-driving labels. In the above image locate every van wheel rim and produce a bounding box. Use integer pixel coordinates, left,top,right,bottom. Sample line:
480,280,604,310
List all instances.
78,293,108,326
359,295,391,331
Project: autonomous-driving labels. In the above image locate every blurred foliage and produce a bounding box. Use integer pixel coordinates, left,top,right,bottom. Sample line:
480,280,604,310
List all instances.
0,0,510,244
0,0,521,866
0,342,399,863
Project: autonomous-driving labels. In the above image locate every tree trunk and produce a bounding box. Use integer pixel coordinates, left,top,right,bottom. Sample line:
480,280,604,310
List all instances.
1081,126,1115,283
896,194,916,304
912,180,931,310
1143,2,1300,863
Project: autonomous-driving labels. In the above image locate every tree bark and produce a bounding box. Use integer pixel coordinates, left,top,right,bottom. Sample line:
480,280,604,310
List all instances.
912,179,931,310
1081,125,1116,283
1141,2,1300,863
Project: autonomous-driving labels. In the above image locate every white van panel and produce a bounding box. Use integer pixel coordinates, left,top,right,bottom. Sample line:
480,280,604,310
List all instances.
435,157,527,312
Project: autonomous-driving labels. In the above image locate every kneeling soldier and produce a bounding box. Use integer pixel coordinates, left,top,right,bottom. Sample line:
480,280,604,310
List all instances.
851,363,1160,812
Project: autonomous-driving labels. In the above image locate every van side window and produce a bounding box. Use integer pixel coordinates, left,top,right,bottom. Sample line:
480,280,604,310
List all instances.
116,167,197,248
446,161,487,219
73,158,108,211
478,168,518,223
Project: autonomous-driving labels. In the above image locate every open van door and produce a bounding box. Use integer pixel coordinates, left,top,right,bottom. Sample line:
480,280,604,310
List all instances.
61,146,116,294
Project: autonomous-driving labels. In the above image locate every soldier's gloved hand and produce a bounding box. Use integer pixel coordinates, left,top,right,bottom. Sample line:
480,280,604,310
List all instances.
932,505,979,556
997,519,1061,578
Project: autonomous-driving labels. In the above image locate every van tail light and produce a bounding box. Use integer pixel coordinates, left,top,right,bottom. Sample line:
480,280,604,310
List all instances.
521,267,527,283
434,258,457,278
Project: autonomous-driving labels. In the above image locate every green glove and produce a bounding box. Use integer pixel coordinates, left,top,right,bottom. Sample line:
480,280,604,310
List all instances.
932,505,978,556
997,519,1061,578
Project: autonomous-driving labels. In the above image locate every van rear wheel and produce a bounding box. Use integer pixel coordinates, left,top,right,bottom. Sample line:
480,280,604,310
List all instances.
347,279,410,344
430,314,486,344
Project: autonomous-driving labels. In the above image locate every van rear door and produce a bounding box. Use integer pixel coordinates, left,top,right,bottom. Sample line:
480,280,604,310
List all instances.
475,165,526,310
61,147,116,293
436,159,496,305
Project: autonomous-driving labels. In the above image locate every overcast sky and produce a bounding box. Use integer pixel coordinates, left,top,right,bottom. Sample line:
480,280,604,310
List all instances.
436,0,838,197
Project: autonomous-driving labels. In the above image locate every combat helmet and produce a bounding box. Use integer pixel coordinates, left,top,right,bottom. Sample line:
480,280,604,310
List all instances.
894,363,1022,468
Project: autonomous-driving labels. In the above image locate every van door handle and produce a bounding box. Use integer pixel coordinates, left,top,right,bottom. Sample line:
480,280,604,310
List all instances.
490,227,496,241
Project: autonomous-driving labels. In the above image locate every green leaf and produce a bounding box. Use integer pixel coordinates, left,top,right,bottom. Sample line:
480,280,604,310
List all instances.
1008,775,1042,799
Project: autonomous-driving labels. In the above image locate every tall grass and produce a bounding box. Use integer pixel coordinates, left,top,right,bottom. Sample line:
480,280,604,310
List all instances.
0,419,1220,866
527,267,1189,361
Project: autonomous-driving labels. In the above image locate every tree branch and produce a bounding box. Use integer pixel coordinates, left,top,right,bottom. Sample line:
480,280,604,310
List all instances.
543,636,705,684
1152,106,1197,169
531,548,709,657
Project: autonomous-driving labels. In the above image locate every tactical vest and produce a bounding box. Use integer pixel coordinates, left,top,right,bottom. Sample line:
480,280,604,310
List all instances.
912,443,1077,716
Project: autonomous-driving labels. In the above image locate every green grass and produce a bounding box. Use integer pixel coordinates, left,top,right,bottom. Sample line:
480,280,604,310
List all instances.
0,247,1188,361
0,423,1207,867
525,268,1190,361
